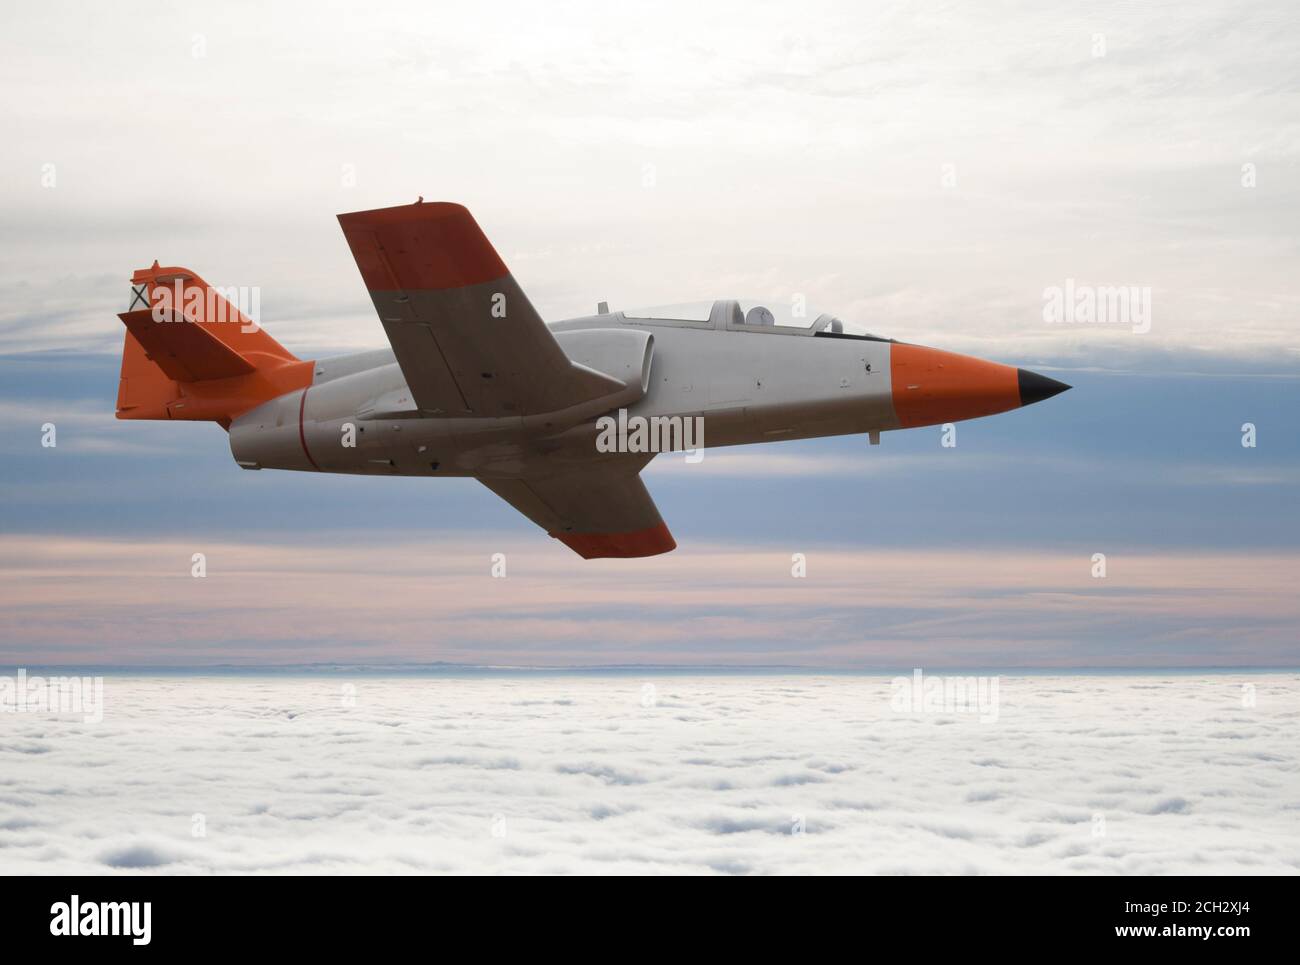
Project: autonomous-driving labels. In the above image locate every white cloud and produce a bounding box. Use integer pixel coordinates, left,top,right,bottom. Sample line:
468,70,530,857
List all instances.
1,1,1297,360
0,673,1295,874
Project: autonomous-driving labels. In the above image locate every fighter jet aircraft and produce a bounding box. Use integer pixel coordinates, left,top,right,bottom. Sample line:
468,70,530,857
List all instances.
115,201,1070,558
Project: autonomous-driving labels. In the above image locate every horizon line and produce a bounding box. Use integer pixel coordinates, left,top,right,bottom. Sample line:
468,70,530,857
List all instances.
2,663,1296,676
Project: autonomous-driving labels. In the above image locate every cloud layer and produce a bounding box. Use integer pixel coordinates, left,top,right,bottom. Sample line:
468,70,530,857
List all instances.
1,673,1296,874
2,0,1298,360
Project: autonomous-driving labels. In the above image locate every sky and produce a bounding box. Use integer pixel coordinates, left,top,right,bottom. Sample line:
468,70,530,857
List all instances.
1,0,1298,667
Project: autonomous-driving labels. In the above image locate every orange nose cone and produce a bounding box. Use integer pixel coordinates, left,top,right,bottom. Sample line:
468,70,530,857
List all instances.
890,343,1022,428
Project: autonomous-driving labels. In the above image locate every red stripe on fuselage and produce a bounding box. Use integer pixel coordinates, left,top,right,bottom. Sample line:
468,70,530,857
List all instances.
298,387,321,471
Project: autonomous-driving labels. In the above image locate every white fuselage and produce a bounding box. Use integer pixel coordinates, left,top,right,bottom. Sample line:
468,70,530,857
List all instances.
228,309,899,478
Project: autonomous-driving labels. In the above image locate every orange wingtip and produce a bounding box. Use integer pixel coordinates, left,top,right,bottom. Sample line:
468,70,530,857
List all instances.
552,523,677,559
336,201,508,292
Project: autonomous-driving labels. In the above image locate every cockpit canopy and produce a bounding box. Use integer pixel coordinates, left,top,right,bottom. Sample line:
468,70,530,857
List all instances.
620,299,884,339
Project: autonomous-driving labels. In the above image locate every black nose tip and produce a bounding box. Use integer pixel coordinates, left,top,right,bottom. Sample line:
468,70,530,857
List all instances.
1018,368,1071,407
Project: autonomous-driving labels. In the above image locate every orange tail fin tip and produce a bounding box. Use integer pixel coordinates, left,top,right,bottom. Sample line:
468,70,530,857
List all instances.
115,265,313,428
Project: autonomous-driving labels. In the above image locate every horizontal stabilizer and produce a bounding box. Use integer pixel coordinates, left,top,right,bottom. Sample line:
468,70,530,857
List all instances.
118,308,255,382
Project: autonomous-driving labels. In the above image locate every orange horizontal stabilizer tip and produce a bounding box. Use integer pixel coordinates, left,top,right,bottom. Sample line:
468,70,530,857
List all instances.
890,342,1022,428
119,308,254,382
551,523,677,560
337,201,509,292
115,266,313,426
